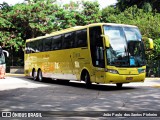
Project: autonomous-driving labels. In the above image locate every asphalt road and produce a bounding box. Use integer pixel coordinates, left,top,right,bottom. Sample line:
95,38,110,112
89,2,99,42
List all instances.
0,75,160,119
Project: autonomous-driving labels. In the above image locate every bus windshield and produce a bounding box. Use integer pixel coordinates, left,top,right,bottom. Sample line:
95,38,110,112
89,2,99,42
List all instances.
103,25,145,67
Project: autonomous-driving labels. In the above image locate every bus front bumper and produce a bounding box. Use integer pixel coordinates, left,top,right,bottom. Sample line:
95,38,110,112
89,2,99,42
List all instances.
105,72,146,84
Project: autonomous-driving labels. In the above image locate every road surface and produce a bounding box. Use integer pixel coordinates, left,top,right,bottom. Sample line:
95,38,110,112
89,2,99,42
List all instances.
0,75,160,119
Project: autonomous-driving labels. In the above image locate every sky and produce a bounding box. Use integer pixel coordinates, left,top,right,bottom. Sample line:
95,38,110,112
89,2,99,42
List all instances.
0,0,117,8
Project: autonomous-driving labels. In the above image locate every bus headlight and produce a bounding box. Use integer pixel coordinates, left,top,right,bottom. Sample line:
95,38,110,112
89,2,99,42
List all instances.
105,69,119,74
138,69,146,74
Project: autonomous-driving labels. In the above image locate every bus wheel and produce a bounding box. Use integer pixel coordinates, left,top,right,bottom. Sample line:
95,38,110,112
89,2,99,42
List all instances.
83,71,91,88
37,69,43,82
32,69,37,81
116,83,123,88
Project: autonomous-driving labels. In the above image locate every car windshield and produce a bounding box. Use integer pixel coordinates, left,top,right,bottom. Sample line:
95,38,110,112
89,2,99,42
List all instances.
104,25,145,67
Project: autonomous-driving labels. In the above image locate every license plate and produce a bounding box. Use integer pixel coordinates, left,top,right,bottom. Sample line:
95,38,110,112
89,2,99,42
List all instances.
126,77,133,80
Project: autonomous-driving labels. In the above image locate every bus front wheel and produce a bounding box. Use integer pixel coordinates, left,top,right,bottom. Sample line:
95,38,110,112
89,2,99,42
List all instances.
116,83,123,88
83,71,91,88
37,69,43,82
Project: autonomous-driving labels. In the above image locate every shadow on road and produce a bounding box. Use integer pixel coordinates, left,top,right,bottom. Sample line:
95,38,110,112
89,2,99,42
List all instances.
1,76,160,112
25,77,136,91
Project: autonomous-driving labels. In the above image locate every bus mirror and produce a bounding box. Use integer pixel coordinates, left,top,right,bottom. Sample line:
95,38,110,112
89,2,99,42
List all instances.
142,37,153,50
3,50,9,57
101,35,110,48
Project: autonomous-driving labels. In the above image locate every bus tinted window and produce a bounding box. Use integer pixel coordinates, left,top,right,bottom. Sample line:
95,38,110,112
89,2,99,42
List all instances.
34,40,39,52
26,42,30,54
29,42,33,53
37,39,43,52
63,32,75,49
30,41,37,53
26,29,87,53
76,29,87,47
52,35,62,50
43,37,52,51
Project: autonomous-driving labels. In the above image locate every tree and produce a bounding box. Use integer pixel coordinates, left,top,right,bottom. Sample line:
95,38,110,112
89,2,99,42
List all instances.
101,6,119,23
116,0,160,12
142,2,152,12
81,1,101,24
0,0,59,66
102,4,160,62
153,39,160,59
0,0,59,50
0,0,160,66
0,0,102,50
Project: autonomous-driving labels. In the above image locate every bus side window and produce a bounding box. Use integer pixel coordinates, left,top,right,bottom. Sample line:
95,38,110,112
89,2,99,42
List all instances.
63,32,75,49
52,35,62,50
34,40,39,52
37,39,43,52
26,43,30,54
43,37,52,51
30,41,36,53
76,29,87,47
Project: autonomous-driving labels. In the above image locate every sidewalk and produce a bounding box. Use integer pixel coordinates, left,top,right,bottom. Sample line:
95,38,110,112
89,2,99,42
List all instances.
144,77,160,88
145,77,160,80
5,73,25,77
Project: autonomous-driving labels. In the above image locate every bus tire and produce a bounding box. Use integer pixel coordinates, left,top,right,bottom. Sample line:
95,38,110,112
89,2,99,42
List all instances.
116,83,123,88
32,69,37,81
37,69,43,82
82,71,91,88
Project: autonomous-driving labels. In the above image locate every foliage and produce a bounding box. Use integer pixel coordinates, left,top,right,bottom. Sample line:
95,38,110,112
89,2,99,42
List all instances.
0,0,101,51
102,5,160,38
142,2,152,12
101,6,119,23
102,4,160,60
0,0,160,63
116,0,160,12
0,0,58,50
81,1,101,24
153,39,160,59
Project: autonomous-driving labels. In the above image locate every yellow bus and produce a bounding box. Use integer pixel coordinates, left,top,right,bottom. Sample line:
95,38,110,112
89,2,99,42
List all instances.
25,23,153,88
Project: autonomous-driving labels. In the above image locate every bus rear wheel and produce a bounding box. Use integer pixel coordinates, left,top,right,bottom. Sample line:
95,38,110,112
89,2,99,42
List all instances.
37,69,43,82
83,71,91,88
32,69,37,81
116,83,123,88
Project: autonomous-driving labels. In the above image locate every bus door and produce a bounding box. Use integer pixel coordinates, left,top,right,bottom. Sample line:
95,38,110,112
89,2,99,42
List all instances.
72,29,89,80
89,26,106,83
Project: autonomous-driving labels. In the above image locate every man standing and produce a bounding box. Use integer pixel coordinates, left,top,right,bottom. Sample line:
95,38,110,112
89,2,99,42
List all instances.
0,46,9,79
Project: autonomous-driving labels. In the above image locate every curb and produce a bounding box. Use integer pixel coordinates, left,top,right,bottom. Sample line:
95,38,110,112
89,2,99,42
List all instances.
5,73,25,77
145,78,160,80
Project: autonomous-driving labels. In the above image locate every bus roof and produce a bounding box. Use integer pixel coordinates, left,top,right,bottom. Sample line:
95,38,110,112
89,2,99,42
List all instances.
86,23,138,28
26,23,138,42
